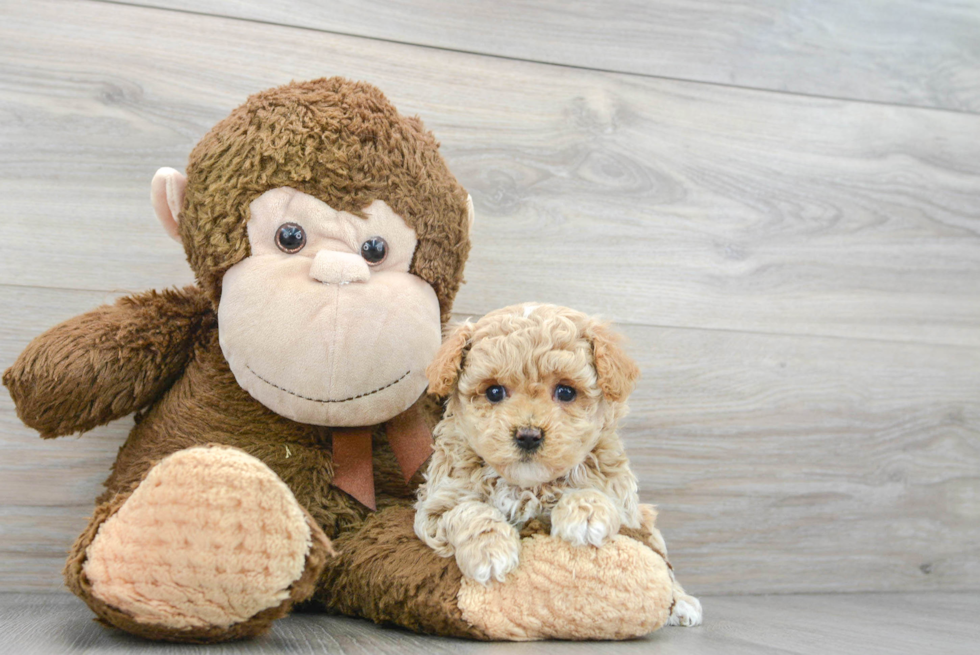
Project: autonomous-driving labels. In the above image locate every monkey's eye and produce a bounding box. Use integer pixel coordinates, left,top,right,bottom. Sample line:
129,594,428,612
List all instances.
360,237,388,265
554,384,577,403
275,223,306,253
485,385,507,404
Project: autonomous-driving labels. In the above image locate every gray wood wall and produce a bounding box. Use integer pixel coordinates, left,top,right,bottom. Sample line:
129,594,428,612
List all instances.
1,0,978,595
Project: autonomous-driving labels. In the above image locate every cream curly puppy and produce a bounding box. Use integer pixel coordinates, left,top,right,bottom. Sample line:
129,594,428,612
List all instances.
415,303,702,627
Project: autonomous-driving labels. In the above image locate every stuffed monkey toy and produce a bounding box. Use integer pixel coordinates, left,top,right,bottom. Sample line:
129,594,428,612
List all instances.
3,78,674,642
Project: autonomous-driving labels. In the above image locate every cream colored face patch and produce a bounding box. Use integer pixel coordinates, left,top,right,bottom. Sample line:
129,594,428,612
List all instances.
219,188,441,427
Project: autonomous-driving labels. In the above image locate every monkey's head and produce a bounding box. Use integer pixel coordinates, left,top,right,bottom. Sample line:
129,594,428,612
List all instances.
151,78,472,426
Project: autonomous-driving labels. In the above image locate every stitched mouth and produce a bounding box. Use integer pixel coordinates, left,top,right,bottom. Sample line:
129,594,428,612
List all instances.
246,365,410,404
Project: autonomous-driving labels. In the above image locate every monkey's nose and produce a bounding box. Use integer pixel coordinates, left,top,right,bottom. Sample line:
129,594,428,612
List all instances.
309,250,370,285
514,426,544,453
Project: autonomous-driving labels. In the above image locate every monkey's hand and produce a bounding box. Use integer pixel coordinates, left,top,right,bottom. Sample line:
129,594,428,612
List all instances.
3,286,212,438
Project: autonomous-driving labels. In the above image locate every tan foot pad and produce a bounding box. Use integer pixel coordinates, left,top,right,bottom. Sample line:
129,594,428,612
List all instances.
458,534,673,640
83,446,313,630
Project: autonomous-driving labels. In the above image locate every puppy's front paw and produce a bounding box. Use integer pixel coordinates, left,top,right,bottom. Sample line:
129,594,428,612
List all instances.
454,521,522,584
668,593,703,627
551,490,621,547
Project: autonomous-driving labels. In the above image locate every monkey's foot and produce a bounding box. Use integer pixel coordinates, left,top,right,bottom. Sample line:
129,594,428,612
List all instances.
73,445,332,642
457,533,674,640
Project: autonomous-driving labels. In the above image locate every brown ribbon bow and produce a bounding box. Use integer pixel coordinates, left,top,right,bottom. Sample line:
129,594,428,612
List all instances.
330,405,433,510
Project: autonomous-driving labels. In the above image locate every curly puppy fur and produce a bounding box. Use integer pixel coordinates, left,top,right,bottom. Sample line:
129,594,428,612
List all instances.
415,304,703,628
415,304,645,583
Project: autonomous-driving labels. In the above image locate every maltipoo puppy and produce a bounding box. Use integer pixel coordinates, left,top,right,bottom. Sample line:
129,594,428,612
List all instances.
415,303,702,627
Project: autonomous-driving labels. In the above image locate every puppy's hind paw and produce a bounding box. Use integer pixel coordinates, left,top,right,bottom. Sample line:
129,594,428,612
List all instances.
454,523,522,585
668,594,703,627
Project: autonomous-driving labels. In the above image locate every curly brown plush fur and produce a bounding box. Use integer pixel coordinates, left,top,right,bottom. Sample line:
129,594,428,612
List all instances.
4,78,478,642
181,78,470,321
4,78,679,643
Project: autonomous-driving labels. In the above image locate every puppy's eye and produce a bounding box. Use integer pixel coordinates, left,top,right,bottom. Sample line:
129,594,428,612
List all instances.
554,384,577,403
275,223,306,253
360,237,388,265
485,385,507,404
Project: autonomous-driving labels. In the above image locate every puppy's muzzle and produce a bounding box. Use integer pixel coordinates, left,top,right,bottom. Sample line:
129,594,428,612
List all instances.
514,426,544,453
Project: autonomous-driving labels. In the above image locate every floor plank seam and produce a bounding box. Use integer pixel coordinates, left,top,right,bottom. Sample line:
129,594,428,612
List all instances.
86,0,980,119
6,282,978,352
4,280,977,351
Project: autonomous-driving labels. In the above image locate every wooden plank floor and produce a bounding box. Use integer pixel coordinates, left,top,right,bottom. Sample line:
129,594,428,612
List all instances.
4,1,979,346
4,286,979,594
1,0,978,613
1,592,978,655
123,0,980,113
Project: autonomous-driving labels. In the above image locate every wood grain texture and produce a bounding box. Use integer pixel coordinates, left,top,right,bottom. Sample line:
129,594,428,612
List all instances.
1,591,979,655
1,0,979,599
119,0,980,113
4,287,978,594
0,287,127,591
2,1,979,347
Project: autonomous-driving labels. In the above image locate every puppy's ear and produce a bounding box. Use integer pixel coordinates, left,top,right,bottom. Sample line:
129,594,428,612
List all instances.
426,322,476,396
588,321,640,402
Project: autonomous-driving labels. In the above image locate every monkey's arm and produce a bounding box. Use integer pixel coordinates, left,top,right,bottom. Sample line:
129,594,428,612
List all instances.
3,286,213,438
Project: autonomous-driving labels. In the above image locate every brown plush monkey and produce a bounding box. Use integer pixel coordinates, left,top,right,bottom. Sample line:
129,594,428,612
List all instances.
3,78,674,642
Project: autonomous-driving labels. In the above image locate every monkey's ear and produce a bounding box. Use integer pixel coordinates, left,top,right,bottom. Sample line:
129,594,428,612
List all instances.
587,321,641,402
426,321,476,396
151,167,187,243
465,194,476,233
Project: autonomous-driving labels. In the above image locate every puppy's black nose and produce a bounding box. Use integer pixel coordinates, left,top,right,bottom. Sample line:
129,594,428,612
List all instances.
514,426,544,452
